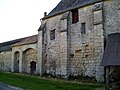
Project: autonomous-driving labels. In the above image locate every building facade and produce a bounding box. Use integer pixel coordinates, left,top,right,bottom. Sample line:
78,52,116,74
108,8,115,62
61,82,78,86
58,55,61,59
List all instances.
0,0,120,82
0,35,38,74
38,0,120,82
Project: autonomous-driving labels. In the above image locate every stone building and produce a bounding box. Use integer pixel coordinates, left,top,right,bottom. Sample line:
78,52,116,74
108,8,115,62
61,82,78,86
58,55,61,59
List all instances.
0,0,120,82
38,0,120,82
0,35,38,74
0,38,24,71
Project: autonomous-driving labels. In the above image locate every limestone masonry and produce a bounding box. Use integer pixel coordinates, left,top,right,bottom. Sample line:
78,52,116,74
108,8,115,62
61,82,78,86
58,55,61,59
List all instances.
0,0,120,82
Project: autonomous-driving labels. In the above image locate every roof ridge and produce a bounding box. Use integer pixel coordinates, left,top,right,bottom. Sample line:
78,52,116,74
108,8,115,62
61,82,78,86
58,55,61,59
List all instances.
43,0,102,19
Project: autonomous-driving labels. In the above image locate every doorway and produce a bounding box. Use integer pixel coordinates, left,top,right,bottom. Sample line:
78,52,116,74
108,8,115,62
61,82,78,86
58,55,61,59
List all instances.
30,61,36,74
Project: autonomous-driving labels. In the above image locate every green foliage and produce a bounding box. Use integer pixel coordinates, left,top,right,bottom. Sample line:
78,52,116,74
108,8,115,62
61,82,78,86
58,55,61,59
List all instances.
0,72,104,90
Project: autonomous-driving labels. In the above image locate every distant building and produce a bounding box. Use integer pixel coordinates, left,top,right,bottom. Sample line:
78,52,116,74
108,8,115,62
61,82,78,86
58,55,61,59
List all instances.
0,35,38,74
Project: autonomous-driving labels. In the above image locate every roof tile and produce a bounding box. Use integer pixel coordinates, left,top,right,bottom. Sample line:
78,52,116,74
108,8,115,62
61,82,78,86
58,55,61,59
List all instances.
43,0,102,19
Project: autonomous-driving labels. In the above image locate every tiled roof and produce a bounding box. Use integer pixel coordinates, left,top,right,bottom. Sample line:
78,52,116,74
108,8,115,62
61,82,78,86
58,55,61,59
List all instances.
101,33,120,66
0,39,23,52
0,35,38,52
13,35,37,46
43,0,102,19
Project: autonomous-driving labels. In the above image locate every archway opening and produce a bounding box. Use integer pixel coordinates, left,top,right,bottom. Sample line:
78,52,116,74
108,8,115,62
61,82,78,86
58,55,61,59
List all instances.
23,48,37,74
14,51,20,72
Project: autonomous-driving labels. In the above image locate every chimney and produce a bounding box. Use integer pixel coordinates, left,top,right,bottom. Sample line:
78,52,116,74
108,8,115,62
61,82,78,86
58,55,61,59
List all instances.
44,12,47,17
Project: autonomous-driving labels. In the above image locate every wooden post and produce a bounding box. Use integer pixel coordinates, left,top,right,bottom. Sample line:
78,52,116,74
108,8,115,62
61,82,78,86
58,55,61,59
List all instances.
105,66,110,90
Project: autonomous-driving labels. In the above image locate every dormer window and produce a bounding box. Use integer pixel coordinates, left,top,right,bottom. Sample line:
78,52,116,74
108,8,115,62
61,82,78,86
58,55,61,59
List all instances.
72,9,79,24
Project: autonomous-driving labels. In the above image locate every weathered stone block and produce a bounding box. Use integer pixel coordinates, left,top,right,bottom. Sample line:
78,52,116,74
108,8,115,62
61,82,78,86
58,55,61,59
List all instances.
94,10,103,25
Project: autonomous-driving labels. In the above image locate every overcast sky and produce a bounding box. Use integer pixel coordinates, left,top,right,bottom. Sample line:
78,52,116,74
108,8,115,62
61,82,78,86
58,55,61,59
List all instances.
0,0,61,43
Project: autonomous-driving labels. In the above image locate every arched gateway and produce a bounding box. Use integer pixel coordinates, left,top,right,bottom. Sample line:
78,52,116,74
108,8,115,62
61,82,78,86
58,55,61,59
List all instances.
23,48,37,74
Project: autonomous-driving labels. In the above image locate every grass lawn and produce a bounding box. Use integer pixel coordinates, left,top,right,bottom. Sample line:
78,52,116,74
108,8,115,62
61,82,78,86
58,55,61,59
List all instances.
0,72,104,90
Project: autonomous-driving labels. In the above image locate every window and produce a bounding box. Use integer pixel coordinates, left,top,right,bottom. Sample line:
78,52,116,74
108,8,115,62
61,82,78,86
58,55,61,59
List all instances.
72,9,79,23
81,23,86,34
50,29,55,40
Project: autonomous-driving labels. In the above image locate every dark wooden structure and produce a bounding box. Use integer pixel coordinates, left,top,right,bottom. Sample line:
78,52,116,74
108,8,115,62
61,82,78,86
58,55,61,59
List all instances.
101,33,120,90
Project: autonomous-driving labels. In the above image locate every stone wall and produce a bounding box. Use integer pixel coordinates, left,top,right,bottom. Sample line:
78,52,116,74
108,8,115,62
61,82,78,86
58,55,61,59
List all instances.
39,0,120,82
45,15,62,76
23,48,37,73
103,0,120,36
69,5,95,76
39,14,69,76
12,43,37,73
0,51,12,71
68,3,104,81
39,2,105,81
